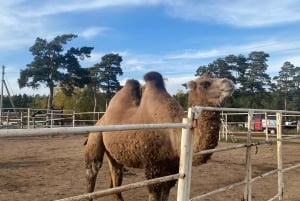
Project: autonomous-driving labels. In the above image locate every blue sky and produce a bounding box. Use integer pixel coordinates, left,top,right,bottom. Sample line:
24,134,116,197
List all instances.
1,0,300,96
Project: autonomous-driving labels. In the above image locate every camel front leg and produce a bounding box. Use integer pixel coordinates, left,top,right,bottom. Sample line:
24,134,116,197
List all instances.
85,132,105,196
146,162,177,201
159,181,175,201
148,189,161,201
86,160,102,194
106,152,124,201
148,182,173,201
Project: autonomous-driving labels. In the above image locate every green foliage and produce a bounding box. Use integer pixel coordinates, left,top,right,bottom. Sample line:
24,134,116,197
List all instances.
173,90,188,109
53,87,106,113
273,61,300,110
2,94,34,108
88,53,123,108
18,34,93,110
30,95,48,109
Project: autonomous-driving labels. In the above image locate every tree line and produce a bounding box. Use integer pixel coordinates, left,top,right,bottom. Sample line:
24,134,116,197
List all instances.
175,52,300,112
2,34,300,113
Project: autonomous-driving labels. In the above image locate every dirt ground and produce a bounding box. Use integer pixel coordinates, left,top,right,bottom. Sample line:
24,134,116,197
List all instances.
0,134,300,201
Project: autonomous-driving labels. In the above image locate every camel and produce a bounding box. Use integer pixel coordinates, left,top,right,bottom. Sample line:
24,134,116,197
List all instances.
84,71,234,201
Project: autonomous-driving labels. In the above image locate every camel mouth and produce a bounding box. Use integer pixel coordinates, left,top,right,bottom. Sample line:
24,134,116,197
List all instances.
220,80,235,96
222,87,235,96
218,86,235,106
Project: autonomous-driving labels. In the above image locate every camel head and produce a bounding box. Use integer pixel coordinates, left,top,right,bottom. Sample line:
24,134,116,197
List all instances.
188,72,235,107
187,73,234,165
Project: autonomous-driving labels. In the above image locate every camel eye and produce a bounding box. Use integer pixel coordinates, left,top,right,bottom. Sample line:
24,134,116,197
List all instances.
200,81,211,89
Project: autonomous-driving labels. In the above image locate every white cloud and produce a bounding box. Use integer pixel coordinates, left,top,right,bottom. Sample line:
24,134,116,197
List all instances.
10,0,300,28
1,0,300,51
80,27,110,40
165,75,192,94
0,1,64,50
17,0,162,17
165,0,300,27
168,49,220,59
268,54,300,75
168,38,300,60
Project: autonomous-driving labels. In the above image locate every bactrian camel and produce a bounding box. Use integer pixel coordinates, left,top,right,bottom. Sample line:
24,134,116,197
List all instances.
85,71,234,201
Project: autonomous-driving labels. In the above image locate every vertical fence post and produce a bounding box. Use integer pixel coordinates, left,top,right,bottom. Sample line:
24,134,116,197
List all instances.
220,111,225,141
276,112,283,200
27,108,30,129
51,110,54,128
177,108,196,201
244,109,254,201
20,111,23,129
265,112,269,141
225,113,228,142
72,112,75,127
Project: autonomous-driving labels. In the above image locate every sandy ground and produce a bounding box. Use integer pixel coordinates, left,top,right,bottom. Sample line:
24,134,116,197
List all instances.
0,134,300,201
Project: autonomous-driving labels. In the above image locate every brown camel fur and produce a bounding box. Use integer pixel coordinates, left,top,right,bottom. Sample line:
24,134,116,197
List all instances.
85,71,234,201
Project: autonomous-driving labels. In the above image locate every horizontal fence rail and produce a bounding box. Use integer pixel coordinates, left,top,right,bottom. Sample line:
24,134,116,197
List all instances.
0,123,187,137
56,174,183,201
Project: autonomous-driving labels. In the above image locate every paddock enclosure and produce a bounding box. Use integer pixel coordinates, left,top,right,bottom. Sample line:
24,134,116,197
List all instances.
0,107,300,201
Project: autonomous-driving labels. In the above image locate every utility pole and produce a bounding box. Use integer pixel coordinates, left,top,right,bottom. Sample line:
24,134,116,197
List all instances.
0,65,3,124
0,65,16,112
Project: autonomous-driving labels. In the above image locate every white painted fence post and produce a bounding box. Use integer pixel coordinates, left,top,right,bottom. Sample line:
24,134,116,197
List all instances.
244,109,254,201
27,108,30,129
51,110,54,128
276,112,283,200
225,113,228,142
265,112,269,141
72,112,75,127
177,108,195,201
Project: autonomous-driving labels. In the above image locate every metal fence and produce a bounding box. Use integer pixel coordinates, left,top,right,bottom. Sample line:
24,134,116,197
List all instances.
1,107,300,201
0,108,105,128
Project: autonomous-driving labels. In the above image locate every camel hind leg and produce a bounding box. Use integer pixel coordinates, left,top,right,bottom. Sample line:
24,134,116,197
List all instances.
85,132,106,195
106,152,124,201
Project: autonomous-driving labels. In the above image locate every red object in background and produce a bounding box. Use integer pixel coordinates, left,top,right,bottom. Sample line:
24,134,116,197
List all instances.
254,118,262,131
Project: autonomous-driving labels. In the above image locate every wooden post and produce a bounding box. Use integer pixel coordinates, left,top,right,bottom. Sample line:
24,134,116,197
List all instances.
177,108,196,201
276,112,283,200
244,110,254,201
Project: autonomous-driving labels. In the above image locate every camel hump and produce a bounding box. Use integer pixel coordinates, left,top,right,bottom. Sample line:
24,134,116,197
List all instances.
125,79,141,95
144,71,165,90
125,79,141,100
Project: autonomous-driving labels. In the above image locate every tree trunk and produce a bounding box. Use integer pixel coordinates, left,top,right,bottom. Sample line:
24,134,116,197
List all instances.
93,87,97,121
47,85,54,110
46,85,54,127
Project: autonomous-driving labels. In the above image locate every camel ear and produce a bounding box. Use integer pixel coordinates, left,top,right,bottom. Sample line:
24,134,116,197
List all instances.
188,81,196,90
